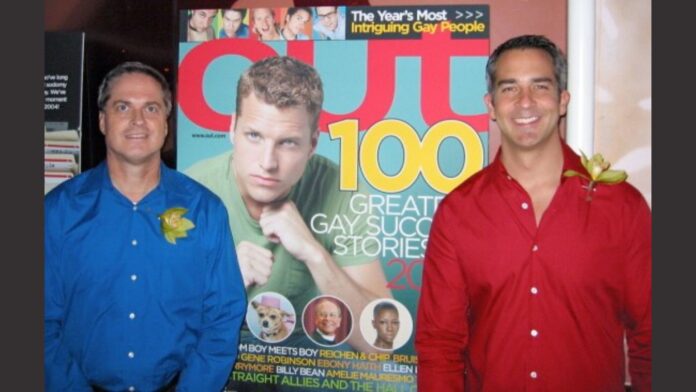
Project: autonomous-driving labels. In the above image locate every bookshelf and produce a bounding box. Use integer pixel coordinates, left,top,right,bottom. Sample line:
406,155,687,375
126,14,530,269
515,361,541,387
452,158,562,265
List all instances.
44,31,85,194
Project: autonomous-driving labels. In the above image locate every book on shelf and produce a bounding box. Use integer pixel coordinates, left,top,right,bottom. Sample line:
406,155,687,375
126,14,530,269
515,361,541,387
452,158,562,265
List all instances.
45,140,80,156
44,171,74,194
45,153,77,173
45,128,80,142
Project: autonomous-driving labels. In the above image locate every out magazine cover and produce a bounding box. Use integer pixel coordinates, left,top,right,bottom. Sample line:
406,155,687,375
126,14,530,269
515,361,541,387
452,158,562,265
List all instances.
177,4,490,391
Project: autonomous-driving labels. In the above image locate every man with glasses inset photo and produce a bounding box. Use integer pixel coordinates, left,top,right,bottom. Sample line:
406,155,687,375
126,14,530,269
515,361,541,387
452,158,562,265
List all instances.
312,6,345,40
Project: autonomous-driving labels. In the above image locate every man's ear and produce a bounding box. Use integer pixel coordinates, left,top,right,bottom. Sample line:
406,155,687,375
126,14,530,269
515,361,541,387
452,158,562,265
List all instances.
98,111,106,135
484,93,497,121
229,115,237,145
559,90,571,117
309,129,319,155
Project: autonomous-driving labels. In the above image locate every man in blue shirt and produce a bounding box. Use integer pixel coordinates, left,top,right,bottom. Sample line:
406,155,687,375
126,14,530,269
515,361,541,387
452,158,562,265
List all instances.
219,9,249,39
44,61,246,391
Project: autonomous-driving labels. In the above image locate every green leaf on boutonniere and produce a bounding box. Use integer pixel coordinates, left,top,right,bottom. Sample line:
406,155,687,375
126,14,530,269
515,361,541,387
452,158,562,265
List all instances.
596,169,628,184
562,169,589,181
563,151,628,201
160,207,195,244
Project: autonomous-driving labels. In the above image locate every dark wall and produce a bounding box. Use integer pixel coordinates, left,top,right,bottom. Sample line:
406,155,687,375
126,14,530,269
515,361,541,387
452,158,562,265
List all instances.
46,0,179,169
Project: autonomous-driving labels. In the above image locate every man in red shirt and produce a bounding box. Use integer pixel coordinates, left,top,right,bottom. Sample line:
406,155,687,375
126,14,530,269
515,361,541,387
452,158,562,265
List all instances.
415,35,651,392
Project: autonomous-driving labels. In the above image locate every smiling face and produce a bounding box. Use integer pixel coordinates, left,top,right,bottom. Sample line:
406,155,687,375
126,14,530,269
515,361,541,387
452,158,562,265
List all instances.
484,48,570,153
253,8,277,40
285,9,310,36
99,72,168,169
314,300,342,336
222,10,243,37
231,92,317,219
316,6,338,31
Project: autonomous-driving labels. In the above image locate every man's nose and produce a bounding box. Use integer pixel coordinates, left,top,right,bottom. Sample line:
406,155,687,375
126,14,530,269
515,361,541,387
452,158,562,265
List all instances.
260,143,279,171
517,87,534,108
131,109,145,125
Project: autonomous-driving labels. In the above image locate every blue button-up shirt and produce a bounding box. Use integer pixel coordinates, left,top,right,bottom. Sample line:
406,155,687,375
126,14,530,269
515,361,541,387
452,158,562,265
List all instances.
45,162,246,391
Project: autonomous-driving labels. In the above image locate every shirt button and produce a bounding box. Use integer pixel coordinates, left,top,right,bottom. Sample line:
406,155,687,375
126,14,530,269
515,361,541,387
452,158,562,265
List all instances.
506,175,512,180
128,351,135,359
131,239,138,246
530,287,538,295
530,371,538,379
130,274,138,282
132,203,138,211
128,387,135,392
521,202,529,210
531,329,539,337
129,312,136,320
532,244,539,252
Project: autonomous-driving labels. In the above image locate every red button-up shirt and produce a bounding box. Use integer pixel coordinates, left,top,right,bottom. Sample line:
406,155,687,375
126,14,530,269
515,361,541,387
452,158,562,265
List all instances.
415,142,651,391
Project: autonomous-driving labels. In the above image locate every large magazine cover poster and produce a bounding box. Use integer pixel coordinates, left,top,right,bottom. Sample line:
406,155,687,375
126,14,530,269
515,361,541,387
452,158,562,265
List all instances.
177,4,490,390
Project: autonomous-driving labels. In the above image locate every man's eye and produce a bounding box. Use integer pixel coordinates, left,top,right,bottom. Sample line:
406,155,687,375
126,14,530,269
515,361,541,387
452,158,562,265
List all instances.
246,132,261,141
116,103,128,112
281,140,298,147
145,105,160,113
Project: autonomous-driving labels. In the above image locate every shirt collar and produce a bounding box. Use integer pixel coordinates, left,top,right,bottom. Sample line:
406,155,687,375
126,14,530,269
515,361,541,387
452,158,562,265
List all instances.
76,161,187,198
315,330,336,341
489,139,589,180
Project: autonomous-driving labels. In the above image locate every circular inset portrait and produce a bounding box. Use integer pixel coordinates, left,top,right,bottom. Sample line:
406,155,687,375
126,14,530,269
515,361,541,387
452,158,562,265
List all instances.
246,292,296,344
303,295,352,347
359,299,412,351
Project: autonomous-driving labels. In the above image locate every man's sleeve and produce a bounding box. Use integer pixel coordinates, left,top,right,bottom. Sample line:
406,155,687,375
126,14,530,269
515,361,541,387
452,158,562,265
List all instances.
176,200,247,391
623,194,652,392
44,195,92,391
415,200,469,391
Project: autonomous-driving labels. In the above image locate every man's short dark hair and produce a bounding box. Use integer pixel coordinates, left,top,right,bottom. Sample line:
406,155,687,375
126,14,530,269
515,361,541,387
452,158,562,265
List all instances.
485,34,567,95
225,8,247,20
287,7,312,19
235,56,323,131
97,61,172,115
373,301,398,318
314,6,338,13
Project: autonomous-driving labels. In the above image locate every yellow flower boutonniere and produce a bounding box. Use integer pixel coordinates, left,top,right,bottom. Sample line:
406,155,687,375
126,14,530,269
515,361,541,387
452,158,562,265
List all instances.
160,207,195,244
563,151,628,201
